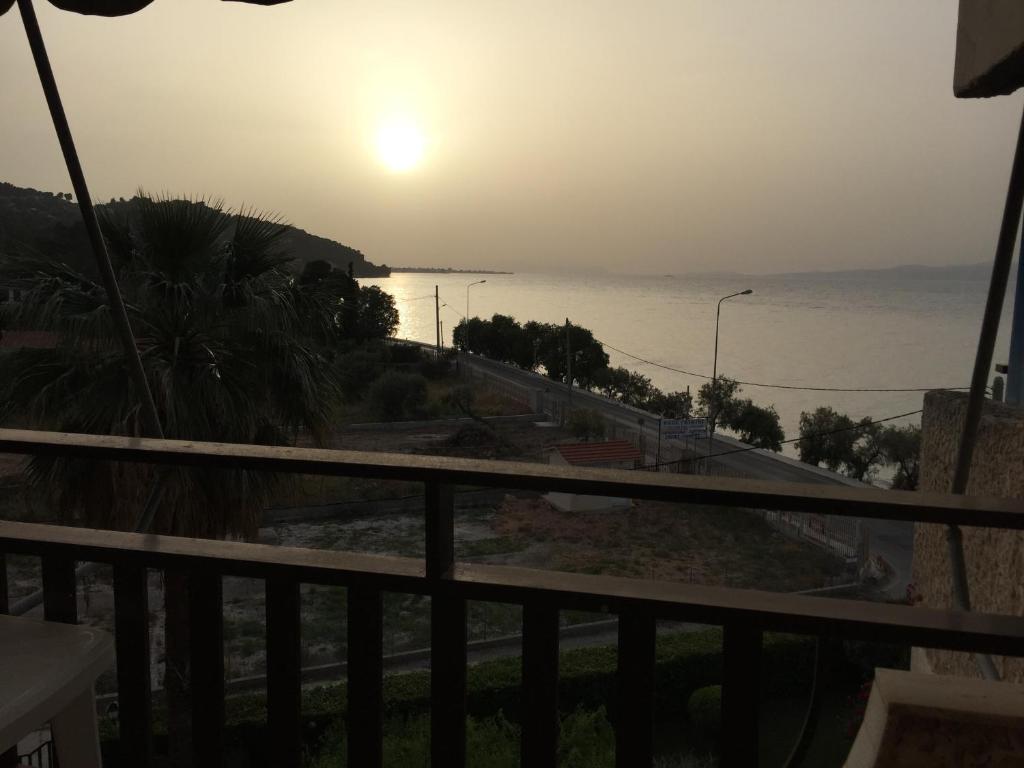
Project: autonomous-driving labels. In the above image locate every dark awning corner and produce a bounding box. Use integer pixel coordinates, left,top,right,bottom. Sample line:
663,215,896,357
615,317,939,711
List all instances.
1,0,289,17
955,0,1024,98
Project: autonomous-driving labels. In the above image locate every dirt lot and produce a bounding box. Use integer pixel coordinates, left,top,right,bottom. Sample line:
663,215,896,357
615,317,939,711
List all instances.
490,496,846,591
275,415,576,509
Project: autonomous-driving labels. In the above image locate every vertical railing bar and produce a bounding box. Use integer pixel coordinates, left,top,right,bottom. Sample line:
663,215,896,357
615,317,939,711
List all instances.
522,602,560,768
425,481,455,578
426,481,468,768
616,611,656,768
431,588,467,768
782,637,827,768
188,572,224,768
0,554,13,768
267,576,302,768
0,553,9,614
113,562,153,768
722,622,762,768
348,585,383,768
41,554,77,624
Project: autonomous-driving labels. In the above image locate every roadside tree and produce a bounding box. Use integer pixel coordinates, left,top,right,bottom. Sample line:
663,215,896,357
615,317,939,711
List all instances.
697,377,783,450
728,399,784,451
534,322,609,388
452,316,488,353
595,366,657,408
797,406,887,481
878,424,921,490
797,407,857,472
696,376,742,427
646,390,693,419
353,285,400,339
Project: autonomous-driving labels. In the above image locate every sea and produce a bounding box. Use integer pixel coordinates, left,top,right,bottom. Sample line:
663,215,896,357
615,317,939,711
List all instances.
364,267,1017,456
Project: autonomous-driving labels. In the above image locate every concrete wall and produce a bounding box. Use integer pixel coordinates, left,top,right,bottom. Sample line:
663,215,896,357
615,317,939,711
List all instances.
913,389,1024,680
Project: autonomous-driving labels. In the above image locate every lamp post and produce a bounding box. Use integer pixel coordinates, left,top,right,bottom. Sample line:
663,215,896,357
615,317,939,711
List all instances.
465,279,486,351
708,289,753,470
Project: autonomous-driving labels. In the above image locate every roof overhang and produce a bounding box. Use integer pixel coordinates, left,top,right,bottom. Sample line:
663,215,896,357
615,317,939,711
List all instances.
1,0,288,17
955,0,1024,97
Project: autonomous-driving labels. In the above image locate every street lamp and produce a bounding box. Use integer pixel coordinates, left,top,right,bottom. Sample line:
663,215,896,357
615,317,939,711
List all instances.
465,279,486,351
708,289,753,468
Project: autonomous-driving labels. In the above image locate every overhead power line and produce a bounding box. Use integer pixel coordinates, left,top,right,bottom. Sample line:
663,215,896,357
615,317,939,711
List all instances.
640,408,924,470
706,408,923,460
595,338,969,394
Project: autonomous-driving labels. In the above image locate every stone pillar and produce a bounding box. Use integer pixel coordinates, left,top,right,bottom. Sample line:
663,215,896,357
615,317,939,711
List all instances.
913,390,1024,680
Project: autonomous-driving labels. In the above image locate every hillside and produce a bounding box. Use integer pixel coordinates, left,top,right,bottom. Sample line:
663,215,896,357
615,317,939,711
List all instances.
0,182,389,278
777,262,998,281
278,226,389,277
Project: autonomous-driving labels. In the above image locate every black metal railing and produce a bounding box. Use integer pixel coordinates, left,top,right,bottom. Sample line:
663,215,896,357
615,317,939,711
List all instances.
18,740,56,768
1,428,1023,768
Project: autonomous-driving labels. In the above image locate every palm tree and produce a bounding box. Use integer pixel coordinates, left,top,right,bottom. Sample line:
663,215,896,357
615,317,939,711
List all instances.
0,193,340,763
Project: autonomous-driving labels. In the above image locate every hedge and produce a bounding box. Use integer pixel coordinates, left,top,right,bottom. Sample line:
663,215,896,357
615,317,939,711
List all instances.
100,628,814,756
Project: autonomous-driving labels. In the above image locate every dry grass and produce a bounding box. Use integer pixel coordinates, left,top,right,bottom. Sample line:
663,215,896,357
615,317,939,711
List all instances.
493,496,845,592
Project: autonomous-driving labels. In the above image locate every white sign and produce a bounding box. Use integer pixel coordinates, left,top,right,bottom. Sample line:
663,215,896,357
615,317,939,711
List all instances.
661,417,707,440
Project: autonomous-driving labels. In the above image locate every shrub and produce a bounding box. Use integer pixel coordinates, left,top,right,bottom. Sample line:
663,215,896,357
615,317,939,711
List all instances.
100,629,818,757
365,370,428,421
566,409,606,441
387,343,425,365
686,685,722,740
334,347,387,400
559,707,615,768
417,353,451,379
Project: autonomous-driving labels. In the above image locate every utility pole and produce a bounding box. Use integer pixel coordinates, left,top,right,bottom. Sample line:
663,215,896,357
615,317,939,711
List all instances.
565,318,572,405
440,320,444,351
435,284,441,354
1006,238,1024,404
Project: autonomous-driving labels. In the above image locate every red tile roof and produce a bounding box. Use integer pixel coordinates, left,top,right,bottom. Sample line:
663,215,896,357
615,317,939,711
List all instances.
555,440,641,466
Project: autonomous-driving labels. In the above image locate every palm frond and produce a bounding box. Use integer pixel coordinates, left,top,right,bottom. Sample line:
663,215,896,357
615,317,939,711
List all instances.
134,192,230,284
8,190,344,540
227,208,293,281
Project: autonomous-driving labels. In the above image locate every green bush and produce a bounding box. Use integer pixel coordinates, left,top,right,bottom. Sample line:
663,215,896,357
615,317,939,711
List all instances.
559,707,615,768
365,370,428,421
100,629,816,760
566,409,606,441
334,347,387,400
686,685,722,740
387,343,425,365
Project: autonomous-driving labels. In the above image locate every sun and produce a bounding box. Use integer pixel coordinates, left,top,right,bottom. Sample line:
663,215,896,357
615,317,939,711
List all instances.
376,118,425,172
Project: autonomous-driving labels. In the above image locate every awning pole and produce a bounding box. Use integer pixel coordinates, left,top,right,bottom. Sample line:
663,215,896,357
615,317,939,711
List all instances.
947,102,1024,681
16,0,164,440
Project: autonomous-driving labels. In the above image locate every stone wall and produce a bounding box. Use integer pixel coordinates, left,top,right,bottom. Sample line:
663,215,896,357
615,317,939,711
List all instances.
913,389,1024,680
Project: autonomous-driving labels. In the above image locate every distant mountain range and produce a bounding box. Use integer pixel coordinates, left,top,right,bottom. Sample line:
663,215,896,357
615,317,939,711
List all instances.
0,182,390,278
391,267,512,275
776,262,999,280
678,261,1004,281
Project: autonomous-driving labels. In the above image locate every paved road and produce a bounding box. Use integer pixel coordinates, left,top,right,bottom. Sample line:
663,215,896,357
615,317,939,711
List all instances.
459,352,913,596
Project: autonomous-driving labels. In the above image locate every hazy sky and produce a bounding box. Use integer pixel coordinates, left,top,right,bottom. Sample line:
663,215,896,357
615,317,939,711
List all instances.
2,0,1022,274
